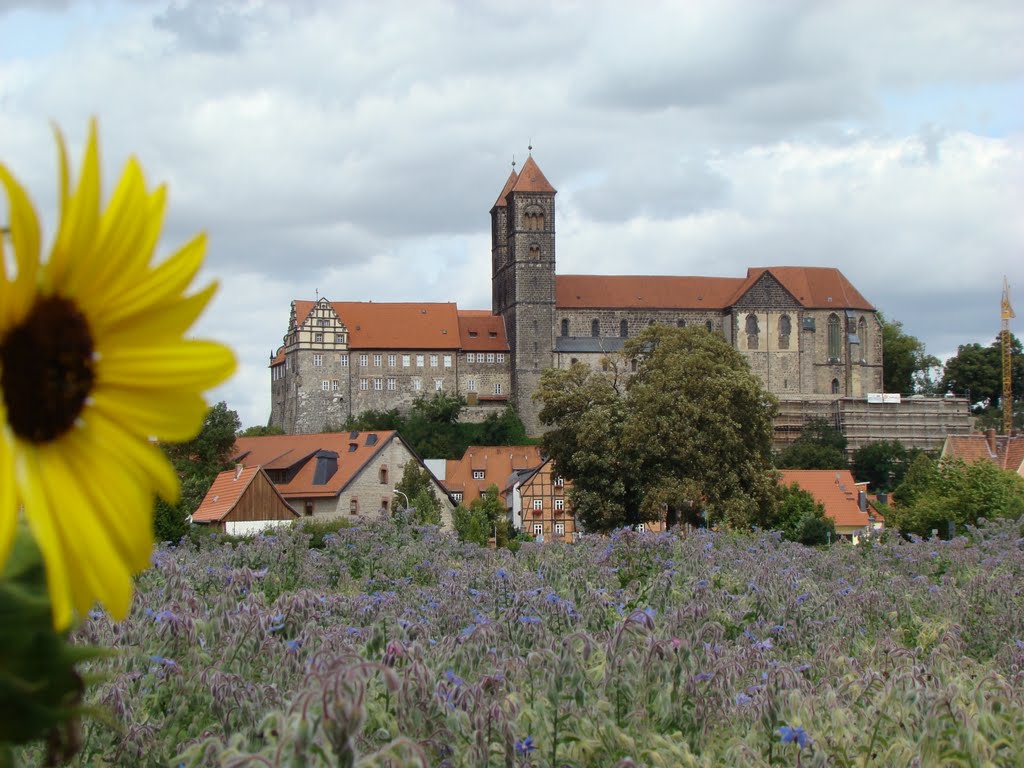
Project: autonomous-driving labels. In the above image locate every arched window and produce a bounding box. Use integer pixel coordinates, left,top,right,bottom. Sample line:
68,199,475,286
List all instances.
529,244,541,261
745,314,759,350
858,316,867,362
561,318,569,337
778,314,791,350
524,206,545,231
677,319,686,328
827,314,841,360
831,378,841,394
591,319,600,337
619,319,628,338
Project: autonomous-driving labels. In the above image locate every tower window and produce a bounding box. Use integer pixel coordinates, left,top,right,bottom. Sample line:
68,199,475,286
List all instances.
591,319,600,337
619,319,628,338
827,314,841,361
831,378,841,394
745,314,759,350
529,244,541,260
779,314,791,350
561,318,569,337
858,316,867,362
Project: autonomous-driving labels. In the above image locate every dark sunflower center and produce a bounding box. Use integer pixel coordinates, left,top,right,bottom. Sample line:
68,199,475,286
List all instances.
0,296,95,443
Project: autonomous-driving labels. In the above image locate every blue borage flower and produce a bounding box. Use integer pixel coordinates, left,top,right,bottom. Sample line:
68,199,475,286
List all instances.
778,725,810,749
514,736,536,754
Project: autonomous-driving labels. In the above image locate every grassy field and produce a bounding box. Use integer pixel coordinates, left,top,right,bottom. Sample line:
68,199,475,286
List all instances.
26,517,1024,767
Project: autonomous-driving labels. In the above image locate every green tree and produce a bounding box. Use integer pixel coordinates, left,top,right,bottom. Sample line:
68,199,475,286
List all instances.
154,401,241,542
536,325,778,532
885,458,1024,537
763,483,836,545
775,417,847,469
452,485,509,547
892,453,939,508
880,314,940,394
850,440,913,492
393,459,442,525
238,424,285,437
941,334,1023,407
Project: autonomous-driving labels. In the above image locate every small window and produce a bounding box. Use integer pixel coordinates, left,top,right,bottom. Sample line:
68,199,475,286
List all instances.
359,354,368,367
387,378,396,391
494,383,503,395
304,501,314,517
388,354,396,367
778,314,792,350
340,355,349,367
430,354,439,368
555,499,564,511
677,319,686,328
435,379,443,391
705,320,713,332
381,498,389,513
487,353,495,363
313,354,323,367
314,333,324,343
321,380,330,391
529,244,541,260
473,470,485,480
831,378,841,394
591,319,600,337
452,492,463,503
745,314,759,350
637,523,646,533
402,354,411,367
467,353,475,364
443,354,452,368
379,466,388,484
412,378,422,391
335,333,345,344
359,379,368,391
555,523,565,536
533,523,544,536
331,380,340,391
350,498,359,515
533,499,543,510
496,353,505,363
317,319,328,326
620,319,628,337
468,379,477,392
416,354,425,367
561,319,569,337
554,476,564,487
373,378,383,391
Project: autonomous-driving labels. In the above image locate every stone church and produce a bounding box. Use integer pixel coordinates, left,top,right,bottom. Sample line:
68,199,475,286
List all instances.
269,155,883,435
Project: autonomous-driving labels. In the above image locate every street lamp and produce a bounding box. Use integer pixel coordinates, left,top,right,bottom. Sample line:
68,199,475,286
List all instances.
392,489,409,509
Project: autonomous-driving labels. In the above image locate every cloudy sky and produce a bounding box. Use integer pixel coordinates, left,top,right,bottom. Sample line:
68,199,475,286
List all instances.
1,0,1021,427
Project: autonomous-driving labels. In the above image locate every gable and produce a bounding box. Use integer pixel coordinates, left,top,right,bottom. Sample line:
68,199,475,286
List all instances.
731,272,802,310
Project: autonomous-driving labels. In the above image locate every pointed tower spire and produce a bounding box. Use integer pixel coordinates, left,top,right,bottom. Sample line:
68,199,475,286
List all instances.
511,155,556,194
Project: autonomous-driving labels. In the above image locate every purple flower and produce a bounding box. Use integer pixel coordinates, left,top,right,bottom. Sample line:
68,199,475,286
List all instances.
778,725,810,749
514,736,536,754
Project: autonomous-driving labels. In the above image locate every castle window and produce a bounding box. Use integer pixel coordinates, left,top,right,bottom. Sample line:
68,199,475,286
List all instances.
778,314,791,350
373,354,382,367
340,355,349,367
322,380,330,391
831,378,841,394
591,319,599,337
524,206,545,231
387,378,396,391
468,379,477,392
745,314,759,350
401,355,409,367
529,244,541,260
416,354,425,367
487,353,495,363
827,314,841,360
359,379,368,391
473,470,485,480
430,354,438,368
388,354,396,367
314,333,323,343
379,466,388,485
444,354,453,368
350,498,359,515
620,319,628,338
497,353,505,362
561,319,569,337
332,380,340,391
373,378,383,391
360,354,368,367
334,333,345,344
494,382,503,395
313,354,323,366
858,316,867,362
412,378,422,391
435,379,443,391
677,319,686,328
706,320,713,332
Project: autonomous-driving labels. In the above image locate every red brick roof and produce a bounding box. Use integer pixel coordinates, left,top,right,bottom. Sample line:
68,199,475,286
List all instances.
270,346,285,367
492,169,518,208
779,469,882,530
555,267,872,311
458,311,509,351
943,433,1024,474
233,431,398,499
293,301,461,350
443,445,544,506
192,466,298,523
511,156,556,194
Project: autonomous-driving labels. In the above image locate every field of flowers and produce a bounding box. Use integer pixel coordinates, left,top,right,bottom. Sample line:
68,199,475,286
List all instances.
26,518,1024,767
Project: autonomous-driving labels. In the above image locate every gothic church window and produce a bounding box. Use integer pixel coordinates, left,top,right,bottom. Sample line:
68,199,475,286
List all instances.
591,319,600,337
620,319,628,337
831,378,841,394
529,244,541,260
524,205,545,231
745,314,759,350
858,316,867,362
561,319,569,336
827,314,841,361
778,314,791,350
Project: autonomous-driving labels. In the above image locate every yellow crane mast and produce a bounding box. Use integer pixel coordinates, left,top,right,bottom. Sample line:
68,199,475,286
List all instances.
1003,277,1015,434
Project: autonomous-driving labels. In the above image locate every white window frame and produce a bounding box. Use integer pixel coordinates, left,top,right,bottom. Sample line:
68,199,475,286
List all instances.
416,355,425,368
533,523,544,536
387,354,396,367
497,353,505,363
637,523,646,533
554,476,564,487
359,354,368,367
555,499,564,511
472,470,485,480
340,355,349,367
466,353,475,364
313,354,323,367
359,379,368,391
434,379,443,391
443,354,452,368
314,332,324,343
373,378,383,391
322,380,330,391
533,499,543,511
373,354,382,367
402,354,411,368
386,378,396,391
468,379,477,392
331,380,340,391
555,523,565,536
486,353,495,363
493,383,503,395
452,492,463,503
412,378,422,391
430,354,439,368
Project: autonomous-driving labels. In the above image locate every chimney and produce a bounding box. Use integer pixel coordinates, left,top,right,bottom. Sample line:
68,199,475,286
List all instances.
234,464,244,480
986,428,997,455
858,490,867,512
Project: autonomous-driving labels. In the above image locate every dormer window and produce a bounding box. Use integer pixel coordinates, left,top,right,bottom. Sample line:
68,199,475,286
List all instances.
472,470,485,480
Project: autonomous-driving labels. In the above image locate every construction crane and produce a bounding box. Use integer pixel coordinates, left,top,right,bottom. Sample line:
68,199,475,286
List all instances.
1003,277,1015,434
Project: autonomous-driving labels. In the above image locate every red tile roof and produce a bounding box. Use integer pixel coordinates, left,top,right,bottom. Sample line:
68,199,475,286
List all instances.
511,156,556,194
270,346,285,366
458,311,509,351
492,169,518,209
293,301,461,350
233,431,398,499
779,470,881,529
555,267,871,312
192,466,298,523
943,433,1024,474
443,445,544,506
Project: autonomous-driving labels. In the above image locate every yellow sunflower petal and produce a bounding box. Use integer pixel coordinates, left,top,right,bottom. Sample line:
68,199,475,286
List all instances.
90,386,212,442
44,122,74,287
0,426,17,571
0,161,41,324
97,340,236,391
50,120,101,295
96,282,217,348
80,409,181,504
87,232,207,328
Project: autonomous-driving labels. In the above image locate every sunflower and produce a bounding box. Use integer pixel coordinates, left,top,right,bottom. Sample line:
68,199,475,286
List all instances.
0,121,235,629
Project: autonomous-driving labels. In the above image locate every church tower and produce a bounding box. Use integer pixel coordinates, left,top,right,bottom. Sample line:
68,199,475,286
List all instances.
492,154,556,435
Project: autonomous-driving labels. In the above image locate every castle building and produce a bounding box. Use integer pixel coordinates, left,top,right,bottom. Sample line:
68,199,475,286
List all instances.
270,155,883,436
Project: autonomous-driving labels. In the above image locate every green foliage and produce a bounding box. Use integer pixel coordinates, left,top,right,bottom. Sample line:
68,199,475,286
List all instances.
393,460,442,525
236,424,285,437
291,517,355,549
764,482,836,545
851,440,917,492
452,485,510,547
775,417,848,469
885,457,1024,537
155,402,241,543
941,333,1023,407
879,314,940,395
537,325,778,532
